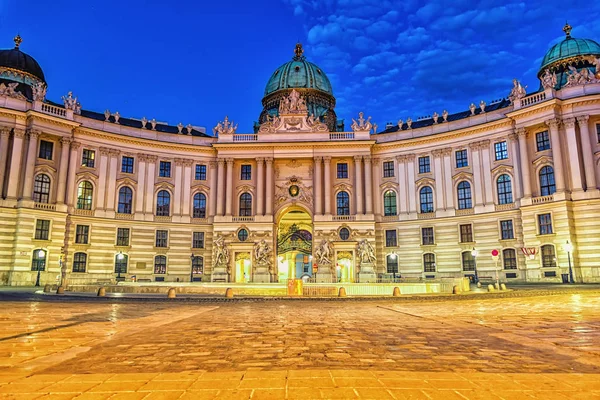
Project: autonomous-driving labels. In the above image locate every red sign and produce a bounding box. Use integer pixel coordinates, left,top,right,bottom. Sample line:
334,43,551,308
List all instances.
491,249,499,257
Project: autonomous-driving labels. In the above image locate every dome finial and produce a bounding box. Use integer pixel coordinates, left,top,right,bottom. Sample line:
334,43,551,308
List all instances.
294,42,304,59
13,34,22,49
563,22,572,38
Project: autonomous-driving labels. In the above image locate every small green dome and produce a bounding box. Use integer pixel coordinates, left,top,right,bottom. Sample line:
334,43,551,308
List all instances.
264,43,333,96
540,24,600,70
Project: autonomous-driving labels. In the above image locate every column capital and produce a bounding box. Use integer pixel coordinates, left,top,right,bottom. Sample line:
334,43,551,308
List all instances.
256,157,265,163
174,158,184,166
314,156,323,162
138,154,148,162
0,127,10,137
432,149,444,158
405,154,415,162
371,157,380,165
353,155,362,162
322,156,332,162
13,128,26,138
26,129,41,139
479,139,490,148
183,159,194,168
545,118,560,129
209,160,218,168
109,149,121,157
507,133,518,142
563,117,576,129
60,136,72,145
576,115,590,125
99,146,110,156
71,141,81,150
363,155,372,162
146,154,158,163
264,157,273,164
469,141,481,150
217,157,225,165
515,127,527,137
225,158,234,165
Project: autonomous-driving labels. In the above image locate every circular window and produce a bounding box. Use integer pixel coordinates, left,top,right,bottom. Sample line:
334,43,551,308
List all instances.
237,229,249,242
339,228,350,241
289,185,300,197
295,66,300,72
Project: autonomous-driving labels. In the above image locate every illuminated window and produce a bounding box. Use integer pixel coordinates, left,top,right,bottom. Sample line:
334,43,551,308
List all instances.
118,187,133,214
76,181,93,210
156,190,170,216
541,245,556,268
423,253,436,272
336,191,350,215
33,174,50,203
457,181,472,209
239,193,252,216
193,193,207,218
419,186,434,213
383,191,397,216
82,149,95,168
497,174,513,204
154,255,167,274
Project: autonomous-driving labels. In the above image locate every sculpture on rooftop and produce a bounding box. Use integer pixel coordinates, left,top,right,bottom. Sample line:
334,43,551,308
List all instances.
351,112,373,132
31,82,46,102
541,69,558,90
508,79,527,102
62,91,81,113
279,89,307,114
213,116,238,135
0,82,25,100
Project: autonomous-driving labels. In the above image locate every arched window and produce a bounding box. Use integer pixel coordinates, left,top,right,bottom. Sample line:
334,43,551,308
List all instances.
192,256,204,276
117,187,133,214
457,181,472,210
115,253,128,273
419,186,434,213
72,252,87,273
193,193,207,218
239,193,252,216
461,251,475,271
32,249,46,271
33,174,51,203
77,181,93,210
154,255,167,274
539,166,556,196
156,190,171,216
383,191,397,216
336,191,350,215
503,249,517,270
386,254,398,274
541,245,556,268
423,253,436,272
497,174,513,204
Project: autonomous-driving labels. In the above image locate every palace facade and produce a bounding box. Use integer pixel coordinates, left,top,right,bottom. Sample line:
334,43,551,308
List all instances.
1,24,600,286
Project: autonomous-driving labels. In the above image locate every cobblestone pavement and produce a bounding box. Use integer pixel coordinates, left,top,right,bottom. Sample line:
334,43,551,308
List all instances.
0,293,598,399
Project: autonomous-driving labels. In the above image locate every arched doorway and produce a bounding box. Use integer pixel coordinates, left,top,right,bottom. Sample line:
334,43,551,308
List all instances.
276,207,313,282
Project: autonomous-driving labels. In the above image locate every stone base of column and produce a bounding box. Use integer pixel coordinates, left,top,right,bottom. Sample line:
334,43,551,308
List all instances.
211,267,229,282
358,262,377,283
315,263,334,283
253,267,271,283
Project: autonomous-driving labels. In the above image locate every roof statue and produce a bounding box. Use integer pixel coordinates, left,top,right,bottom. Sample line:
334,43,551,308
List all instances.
62,91,81,114
31,82,46,102
279,89,307,114
508,79,527,102
541,69,558,89
213,116,238,135
13,34,22,49
351,112,373,132
294,42,304,59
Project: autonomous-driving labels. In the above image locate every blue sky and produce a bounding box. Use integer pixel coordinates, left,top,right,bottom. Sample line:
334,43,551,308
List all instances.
0,0,598,133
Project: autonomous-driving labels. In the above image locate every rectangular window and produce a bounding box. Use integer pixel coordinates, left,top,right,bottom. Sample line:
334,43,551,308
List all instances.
418,156,430,173
72,253,87,273
460,224,473,243
34,220,50,240
38,140,53,160
159,161,171,177
455,149,468,168
241,164,251,180
536,131,551,151
155,230,168,247
192,232,205,249
195,164,207,180
385,230,397,247
494,141,508,160
421,227,435,245
503,249,517,270
121,156,134,174
423,253,436,272
116,228,130,246
538,213,553,235
75,225,89,244
337,163,348,179
386,255,398,274
82,149,95,168
383,161,395,178
500,220,514,240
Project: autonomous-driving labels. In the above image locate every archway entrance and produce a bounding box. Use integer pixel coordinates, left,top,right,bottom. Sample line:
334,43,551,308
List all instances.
276,208,313,282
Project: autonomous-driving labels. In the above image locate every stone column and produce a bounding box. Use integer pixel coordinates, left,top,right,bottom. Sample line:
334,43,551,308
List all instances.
363,156,373,214
396,156,407,214
563,117,583,192
265,158,274,216
56,137,71,204
470,142,484,206
135,155,147,213
516,128,532,197
372,158,382,216
442,148,454,209
6,129,25,199
182,159,193,216
96,147,109,210
216,158,225,216
314,157,322,215
432,149,444,211
354,155,363,215
65,142,81,207
406,155,417,213
479,140,493,205
21,129,40,200
225,158,234,216
256,158,264,216
144,155,157,214
209,161,217,217
508,133,523,199
173,158,183,216
576,115,597,190
546,118,566,192
323,156,331,215
0,128,10,197
105,149,120,211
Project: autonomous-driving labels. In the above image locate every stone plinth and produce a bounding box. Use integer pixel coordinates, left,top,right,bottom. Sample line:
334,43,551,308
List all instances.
253,265,271,283
211,266,229,282
358,262,377,283
316,263,333,283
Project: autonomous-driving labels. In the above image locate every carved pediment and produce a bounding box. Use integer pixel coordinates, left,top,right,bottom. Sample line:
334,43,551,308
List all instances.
491,164,513,177
76,171,99,183
379,181,398,191
236,184,254,194
415,177,435,188
532,155,553,168
34,164,57,176
191,183,210,193
452,171,473,181
155,181,175,191
334,182,351,192
116,177,137,187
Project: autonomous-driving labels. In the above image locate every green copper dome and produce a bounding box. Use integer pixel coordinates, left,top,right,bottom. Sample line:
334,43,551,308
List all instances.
264,44,333,96
540,24,600,70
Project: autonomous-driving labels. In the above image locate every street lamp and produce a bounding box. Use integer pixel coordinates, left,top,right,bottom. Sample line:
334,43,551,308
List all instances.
35,249,45,287
564,241,574,284
190,253,195,282
471,247,479,284
336,264,341,282
116,251,124,281
390,252,397,281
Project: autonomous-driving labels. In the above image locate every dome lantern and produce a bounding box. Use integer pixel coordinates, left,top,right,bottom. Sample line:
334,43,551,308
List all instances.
0,35,47,101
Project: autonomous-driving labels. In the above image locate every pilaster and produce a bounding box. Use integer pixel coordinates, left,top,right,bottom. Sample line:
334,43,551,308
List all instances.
576,115,596,190
545,118,566,192
56,137,71,204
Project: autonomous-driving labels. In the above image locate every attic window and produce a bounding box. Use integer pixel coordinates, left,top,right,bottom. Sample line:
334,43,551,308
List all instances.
317,69,322,75
295,66,300,72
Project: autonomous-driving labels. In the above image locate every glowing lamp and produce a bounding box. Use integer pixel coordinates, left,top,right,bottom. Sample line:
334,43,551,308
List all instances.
471,248,478,257
37,249,45,258
117,251,124,260
564,241,574,253
390,252,397,260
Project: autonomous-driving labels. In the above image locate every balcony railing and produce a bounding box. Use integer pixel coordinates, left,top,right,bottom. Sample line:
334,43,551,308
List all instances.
381,215,399,222
495,203,516,211
115,213,135,220
329,132,355,140
233,134,258,142
532,195,554,205
155,215,172,223
233,216,255,222
34,203,56,211
417,212,435,219
41,103,67,117
332,215,356,222
191,217,208,224
455,208,474,216
521,92,547,107
73,208,94,216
